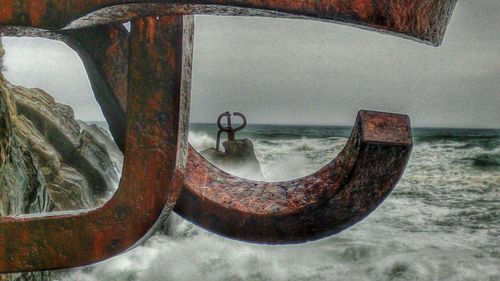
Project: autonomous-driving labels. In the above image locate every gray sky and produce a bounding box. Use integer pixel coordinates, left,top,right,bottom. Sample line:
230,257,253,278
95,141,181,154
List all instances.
3,1,500,128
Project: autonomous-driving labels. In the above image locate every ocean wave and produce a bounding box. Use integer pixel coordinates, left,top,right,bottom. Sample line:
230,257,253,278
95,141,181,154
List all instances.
188,131,217,151
456,139,500,151
58,210,500,281
415,133,500,151
472,153,500,169
462,153,500,170
294,143,315,151
65,125,500,281
251,132,308,140
254,139,281,146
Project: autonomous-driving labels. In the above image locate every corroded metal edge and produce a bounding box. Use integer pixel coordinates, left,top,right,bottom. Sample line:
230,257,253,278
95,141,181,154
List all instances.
0,0,458,46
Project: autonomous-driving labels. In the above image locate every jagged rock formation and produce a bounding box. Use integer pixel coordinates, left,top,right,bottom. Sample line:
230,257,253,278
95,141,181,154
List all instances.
8,84,121,208
0,40,121,281
2,83,121,211
201,138,264,180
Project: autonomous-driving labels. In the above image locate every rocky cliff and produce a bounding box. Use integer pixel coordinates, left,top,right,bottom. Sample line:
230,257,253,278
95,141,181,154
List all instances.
0,39,121,281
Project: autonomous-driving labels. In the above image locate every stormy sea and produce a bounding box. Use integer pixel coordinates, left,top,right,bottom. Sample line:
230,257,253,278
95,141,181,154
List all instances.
58,124,500,281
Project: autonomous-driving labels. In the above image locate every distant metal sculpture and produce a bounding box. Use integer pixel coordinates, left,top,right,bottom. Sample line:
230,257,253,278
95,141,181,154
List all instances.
216,111,247,151
0,0,457,273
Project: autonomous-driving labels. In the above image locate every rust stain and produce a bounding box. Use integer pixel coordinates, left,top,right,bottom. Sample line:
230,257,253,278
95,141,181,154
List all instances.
352,0,373,19
26,1,47,26
0,1,15,23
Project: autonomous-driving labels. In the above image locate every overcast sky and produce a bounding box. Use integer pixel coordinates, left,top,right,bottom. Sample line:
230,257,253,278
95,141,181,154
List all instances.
3,1,499,128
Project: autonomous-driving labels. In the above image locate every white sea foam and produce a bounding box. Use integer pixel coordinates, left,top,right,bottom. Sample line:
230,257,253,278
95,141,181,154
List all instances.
57,127,500,281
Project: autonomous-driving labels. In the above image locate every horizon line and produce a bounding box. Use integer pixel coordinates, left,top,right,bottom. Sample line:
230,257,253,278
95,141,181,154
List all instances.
84,120,500,130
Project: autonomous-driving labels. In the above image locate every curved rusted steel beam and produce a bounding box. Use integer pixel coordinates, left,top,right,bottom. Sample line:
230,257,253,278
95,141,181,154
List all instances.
217,111,233,131
179,110,412,243
0,0,457,46
232,112,247,133
0,16,189,272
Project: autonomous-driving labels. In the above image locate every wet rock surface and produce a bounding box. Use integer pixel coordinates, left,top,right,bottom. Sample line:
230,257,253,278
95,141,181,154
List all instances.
10,85,121,201
5,83,121,209
201,138,264,180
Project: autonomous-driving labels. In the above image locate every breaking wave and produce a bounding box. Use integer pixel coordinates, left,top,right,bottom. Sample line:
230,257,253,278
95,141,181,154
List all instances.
57,125,500,281
466,153,500,170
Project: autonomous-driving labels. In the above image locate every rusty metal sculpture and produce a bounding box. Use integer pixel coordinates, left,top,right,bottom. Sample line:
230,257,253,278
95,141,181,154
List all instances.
216,111,247,151
0,0,457,273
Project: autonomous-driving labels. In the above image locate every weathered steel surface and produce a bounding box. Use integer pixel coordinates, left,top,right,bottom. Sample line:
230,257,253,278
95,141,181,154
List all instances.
0,0,457,46
0,15,189,272
63,25,130,150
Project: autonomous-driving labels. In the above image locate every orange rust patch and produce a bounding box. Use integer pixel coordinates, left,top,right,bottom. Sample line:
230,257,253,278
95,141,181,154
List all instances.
26,1,47,26
145,17,157,45
0,1,15,24
166,45,177,70
352,0,374,19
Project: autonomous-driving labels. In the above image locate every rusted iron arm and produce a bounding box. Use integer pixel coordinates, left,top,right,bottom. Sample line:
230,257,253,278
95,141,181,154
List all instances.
63,25,130,150
0,15,189,272
0,0,457,46
217,112,233,132
232,112,247,132
179,110,412,243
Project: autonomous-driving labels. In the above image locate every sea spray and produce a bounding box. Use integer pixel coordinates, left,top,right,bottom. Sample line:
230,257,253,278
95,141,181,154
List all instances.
57,125,500,281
